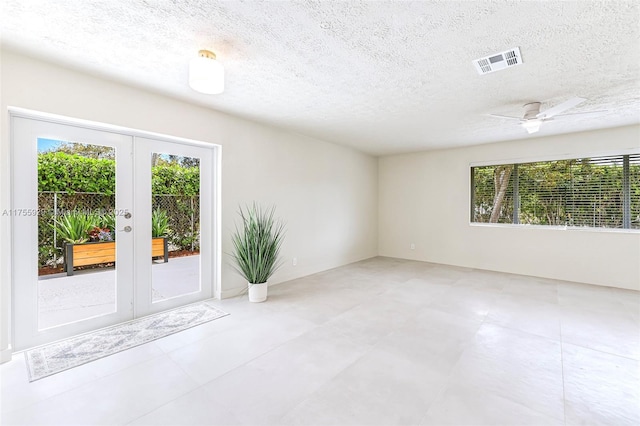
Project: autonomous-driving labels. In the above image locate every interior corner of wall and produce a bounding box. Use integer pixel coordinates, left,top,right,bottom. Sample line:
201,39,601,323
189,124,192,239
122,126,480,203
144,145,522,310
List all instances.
220,286,246,300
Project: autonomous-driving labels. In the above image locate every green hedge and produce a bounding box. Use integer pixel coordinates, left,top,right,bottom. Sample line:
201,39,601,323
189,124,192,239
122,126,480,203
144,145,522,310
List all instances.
38,152,199,195
151,163,200,195
39,152,115,193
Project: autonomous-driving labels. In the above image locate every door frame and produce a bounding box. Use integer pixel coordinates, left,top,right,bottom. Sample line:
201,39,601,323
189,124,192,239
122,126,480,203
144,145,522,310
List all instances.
4,107,221,356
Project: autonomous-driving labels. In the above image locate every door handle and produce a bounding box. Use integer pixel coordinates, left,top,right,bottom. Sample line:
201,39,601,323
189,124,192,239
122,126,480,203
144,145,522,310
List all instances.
119,226,132,232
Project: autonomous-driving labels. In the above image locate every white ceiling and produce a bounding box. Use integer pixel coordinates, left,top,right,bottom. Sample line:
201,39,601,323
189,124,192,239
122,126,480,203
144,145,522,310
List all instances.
1,0,639,156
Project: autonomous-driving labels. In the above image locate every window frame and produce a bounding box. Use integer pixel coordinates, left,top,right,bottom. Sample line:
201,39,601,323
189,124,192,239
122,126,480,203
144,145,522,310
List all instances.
469,149,640,232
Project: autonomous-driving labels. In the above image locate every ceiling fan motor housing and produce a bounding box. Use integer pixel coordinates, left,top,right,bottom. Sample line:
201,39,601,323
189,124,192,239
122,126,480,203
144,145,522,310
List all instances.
523,102,542,120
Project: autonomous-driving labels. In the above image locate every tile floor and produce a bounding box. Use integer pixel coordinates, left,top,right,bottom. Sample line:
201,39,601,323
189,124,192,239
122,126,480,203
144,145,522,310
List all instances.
1,257,639,425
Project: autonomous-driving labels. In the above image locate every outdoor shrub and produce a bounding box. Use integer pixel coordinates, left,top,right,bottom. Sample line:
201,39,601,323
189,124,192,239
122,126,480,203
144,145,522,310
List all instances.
88,226,113,242
151,164,199,196
170,230,199,252
53,211,100,244
39,152,199,196
151,209,169,237
38,152,202,267
38,244,59,268
39,152,115,194
100,214,116,240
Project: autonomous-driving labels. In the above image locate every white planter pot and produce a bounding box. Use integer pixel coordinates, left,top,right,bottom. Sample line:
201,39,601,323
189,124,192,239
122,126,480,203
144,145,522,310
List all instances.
248,282,268,303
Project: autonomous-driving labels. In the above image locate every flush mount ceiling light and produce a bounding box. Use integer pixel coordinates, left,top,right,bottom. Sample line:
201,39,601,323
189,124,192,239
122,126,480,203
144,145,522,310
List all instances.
520,118,543,134
189,49,224,94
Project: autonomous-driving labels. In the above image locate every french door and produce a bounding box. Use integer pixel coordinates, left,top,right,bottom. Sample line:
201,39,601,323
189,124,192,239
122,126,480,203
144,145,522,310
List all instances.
11,114,215,351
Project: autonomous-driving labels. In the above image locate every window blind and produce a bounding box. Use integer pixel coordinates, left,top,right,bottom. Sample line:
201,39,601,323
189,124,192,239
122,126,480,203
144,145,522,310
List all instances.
471,154,639,229
630,154,640,229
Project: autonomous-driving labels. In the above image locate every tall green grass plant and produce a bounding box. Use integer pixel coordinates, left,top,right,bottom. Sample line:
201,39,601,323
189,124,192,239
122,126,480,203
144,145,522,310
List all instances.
230,204,285,284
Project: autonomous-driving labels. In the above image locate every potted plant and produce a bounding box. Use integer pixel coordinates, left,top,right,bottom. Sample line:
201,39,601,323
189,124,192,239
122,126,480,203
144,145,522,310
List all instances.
230,203,285,302
54,211,98,244
54,211,113,275
151,208,169,238
151,209,169,262
55,209,170,275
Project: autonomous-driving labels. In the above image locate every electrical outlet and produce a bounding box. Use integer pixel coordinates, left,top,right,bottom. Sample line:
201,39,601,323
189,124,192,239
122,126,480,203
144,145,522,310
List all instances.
410,243,415,250
292,257,297,266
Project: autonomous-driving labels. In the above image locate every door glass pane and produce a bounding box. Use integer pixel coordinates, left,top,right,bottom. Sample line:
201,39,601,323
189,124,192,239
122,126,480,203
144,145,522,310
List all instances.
151,153,201,302
37,138,117,329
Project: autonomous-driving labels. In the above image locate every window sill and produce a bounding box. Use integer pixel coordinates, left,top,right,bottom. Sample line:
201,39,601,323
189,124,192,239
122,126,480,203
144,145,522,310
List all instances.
469,222,640,234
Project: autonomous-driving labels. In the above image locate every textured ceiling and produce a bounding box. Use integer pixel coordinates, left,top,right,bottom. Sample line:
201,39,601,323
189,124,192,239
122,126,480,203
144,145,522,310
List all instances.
1,0,639,155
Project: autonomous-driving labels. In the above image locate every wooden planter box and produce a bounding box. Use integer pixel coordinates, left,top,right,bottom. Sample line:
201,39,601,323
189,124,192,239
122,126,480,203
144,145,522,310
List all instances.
64,237,168,276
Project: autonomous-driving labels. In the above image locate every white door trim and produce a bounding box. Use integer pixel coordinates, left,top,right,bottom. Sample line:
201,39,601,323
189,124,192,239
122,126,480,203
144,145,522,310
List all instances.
8,107,218,148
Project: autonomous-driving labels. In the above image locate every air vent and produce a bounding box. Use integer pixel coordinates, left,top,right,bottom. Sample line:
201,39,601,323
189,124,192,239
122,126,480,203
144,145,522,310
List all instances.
473,47,522,75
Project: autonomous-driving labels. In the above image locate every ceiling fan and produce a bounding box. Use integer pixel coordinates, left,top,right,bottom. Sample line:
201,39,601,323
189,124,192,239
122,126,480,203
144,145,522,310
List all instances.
489,97,607,134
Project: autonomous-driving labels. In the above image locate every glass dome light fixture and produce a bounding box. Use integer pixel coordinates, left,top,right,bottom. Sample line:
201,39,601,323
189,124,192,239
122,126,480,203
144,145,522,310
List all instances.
189,49,224,94
521,118,542,134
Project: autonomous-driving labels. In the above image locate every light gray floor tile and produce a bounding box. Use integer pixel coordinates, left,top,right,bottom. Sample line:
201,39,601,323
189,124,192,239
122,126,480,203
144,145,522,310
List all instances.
379,308,482,376
167,311,318,385
379,277,453,308
280,344,449,425
558,281,629,317
560,306,640,360
1,342,164,415
202,325,371,424
0,353,100,415
152,314,244,353
613,288,640,323
500,275,559,304
448,323,565,421
1,355,198,425
422,382,564,425
127,388,243,426
562,343,640,426
426,285,498,321
486,293,562,340
320,295,419,346
4,257,640,426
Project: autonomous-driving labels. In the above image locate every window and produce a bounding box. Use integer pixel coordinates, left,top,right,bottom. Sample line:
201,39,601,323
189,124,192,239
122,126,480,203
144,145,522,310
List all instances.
471,154,640,229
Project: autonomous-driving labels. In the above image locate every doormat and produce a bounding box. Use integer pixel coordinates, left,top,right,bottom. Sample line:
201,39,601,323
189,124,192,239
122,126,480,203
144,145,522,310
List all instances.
25,300,229,382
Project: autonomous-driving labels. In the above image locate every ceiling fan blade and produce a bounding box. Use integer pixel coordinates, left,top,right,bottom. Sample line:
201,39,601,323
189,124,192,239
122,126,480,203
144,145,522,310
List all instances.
536,97,586,119
489,113,522,121
549,110,608,120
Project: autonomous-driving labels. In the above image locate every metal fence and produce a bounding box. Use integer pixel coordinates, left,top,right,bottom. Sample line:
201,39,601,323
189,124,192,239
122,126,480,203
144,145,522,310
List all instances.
152,194,200,252
38,191,200,267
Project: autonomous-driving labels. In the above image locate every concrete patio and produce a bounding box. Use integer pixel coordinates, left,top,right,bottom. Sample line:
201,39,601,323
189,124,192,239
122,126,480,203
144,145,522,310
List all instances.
37,255,200,329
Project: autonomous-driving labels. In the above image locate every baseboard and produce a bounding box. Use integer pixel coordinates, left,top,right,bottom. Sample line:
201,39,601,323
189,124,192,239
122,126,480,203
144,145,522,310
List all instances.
220,286,246,300
1,346,13,364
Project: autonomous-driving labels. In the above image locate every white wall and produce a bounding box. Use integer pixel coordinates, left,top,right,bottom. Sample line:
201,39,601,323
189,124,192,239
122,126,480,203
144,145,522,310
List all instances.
0,50,378,359
379,125,640,290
